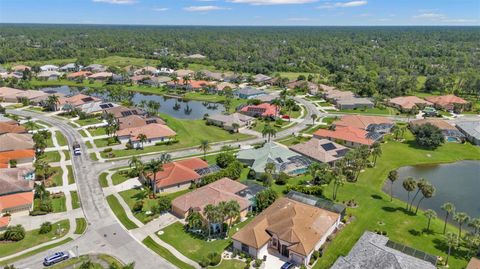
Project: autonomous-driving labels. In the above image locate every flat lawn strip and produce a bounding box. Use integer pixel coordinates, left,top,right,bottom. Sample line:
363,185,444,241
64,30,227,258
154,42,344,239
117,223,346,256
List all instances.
103,114,251,158
111,171,130,185
118,188,191,224
106,194,139,230
252,119,286,133
74,117,103,126
85,140,93,149
46,132,55,148
334,106,399,115
158,220,252,263
313,138,480,269
89,152,99,161
94,137,120,147
142,236,196,269
99,172,109,187
55,131,68,146
63,150,71,161
0,219,70,259
70,191,81,209
88,127,107,136
67,165,75,184
78,129,88,137
50,166,63,186
40,151,61,163
215,260,246,269
52,196,67,212
0,237,73,267
74,218,87,234
277,135,310,147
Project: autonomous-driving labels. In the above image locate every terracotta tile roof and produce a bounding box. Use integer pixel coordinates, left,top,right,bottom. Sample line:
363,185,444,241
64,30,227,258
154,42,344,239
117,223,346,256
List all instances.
410,118,457,130
314,126,374,146
146,158,209,188
88,72,113,79
118,115,165,130
170,79,213,89
175,69,195,77
58,94,101,107
0,133,34,152
103,106,146,119
0,87,49,102
172,177,249,215
116,123,176,141
425,95,468,107
0,122,26,134
216,82,236,91
0,165,35,196
334,115,393,130
290,138,349,163
0,149,36,168
389,96,432,110
240,103,278,117
0,192,33,212
232,197,339,256
12,65,31,72
467,257,480,269
67,71,92,78
0,216,10,228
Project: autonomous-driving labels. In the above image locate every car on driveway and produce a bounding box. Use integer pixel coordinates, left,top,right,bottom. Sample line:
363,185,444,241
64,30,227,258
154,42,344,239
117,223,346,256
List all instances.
281,261,294,269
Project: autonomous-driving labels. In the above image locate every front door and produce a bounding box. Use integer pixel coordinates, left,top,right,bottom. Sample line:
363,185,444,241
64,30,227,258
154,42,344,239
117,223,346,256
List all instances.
281,244,289,257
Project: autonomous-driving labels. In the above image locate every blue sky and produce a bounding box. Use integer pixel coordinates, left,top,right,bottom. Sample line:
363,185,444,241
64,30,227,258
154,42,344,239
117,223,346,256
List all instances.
0,0,478,26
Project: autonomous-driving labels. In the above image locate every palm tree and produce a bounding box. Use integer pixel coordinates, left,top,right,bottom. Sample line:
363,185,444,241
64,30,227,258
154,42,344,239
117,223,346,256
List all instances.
409,178,427,212
261,124,277,142
264,162,276,176
453,212,470,238
182,75,191,87
387,170,398,201
198,140,211,160
186,211,203,230
414,183,435,215
424,209,437,232
332,160,346,200
285,98,296,121
32,132,47,153
311,114,318,125
468,217,480,235
146,100,160,117
225,200,240,233
129,156,144,176
46,94,60,111
24,121,36,132
203,204,217,238
441,202,455,234
231,123,240,133
371,142,382,166
271,98,282,117
444,232,458,266
391,125,402,141
402,177,416,210
145,159,163,198
137,133,147,149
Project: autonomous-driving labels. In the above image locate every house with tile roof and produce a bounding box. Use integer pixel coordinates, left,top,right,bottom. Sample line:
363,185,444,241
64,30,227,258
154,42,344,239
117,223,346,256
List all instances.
237,142,311,176
0,87,49,104
253,74,272,84
118,115,165,130
290,138,349,164
410,118,464,141
334,115,394,134
388,96,432,111
0,216,10,231
239,103,278,118
88,72,113,81
331,231,437,269
116,123,176,149
232,195,341,266
58,94,102,111
0,149,36,168
143,158,209,194
0,192,34,214
287,80,319,95
314,126,376,147
0,166,35,196
206,113,255,131
0,121,27,135
0,133,34,152
37,70,62,80
171,177,250,220
466,257,480,269
234,87,266,99
11,65,31,72
67,71,92,80
85,64,107,72
425,95,469,112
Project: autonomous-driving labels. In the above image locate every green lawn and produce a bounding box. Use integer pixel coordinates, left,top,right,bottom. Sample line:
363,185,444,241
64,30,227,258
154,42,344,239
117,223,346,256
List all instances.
277,135,310,147
40,151,61,163
215,260,246,269
75,117,103,126
119,188,191,224
89,152,99,161
63,150,71,161
74,218,87,234
55,131,68,146
102,114,251,158
71,191,81,209
94,137,120,148
0,220,70,259
79,129,88,137
99,172,109,187
46,132,55,148
50,167,63,186
335,106,399,115
52,196,67,212
88,127,107,136
111,171,130,185
313,137,480,269
85,140,93,149
106,195,139,230
67,165,75,184
0,238,73,267
142,236,196,269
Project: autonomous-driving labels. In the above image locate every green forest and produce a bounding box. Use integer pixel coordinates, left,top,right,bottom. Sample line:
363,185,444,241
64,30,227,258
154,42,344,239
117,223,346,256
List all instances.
0,24,479,99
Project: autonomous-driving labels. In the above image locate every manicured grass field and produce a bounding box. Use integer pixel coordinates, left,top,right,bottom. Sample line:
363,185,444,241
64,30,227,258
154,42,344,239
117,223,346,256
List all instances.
67,165,75,184
94,137,120,148
75,117,103,126
313,136,480,269
215,260,246,269
55,131,68,146
78,129,88,137
0,219,70,259
85,140,93,149
0,238,73,267
102,114,251,158
74,218,87,234
111,171,130,185
71,191,80,209
88,127,107,137
52,196,67,212
335,106,399,115
142,236,196,269
50,167,63,186
89,152,99,161
40,151,61,163
106,195,139,230
63,150,71,161
99,172,109,187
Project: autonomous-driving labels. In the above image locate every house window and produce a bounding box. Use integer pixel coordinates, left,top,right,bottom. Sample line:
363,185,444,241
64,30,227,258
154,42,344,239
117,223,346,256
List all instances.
241,243,249,253
272,238,277,248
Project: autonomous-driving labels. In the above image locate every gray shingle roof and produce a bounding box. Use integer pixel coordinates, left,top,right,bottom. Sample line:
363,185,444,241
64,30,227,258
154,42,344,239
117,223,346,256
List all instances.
456,121,480,140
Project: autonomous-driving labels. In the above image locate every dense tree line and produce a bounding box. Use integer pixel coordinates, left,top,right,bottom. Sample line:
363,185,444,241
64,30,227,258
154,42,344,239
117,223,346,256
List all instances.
0,25,479,98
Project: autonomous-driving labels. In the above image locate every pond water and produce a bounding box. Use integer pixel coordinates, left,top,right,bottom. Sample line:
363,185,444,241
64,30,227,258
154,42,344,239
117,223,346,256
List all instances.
39,86,225,120
384,160,480,219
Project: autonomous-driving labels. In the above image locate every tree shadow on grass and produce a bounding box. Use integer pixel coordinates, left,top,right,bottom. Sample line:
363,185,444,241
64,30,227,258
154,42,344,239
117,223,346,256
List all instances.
382,206,416,216
408,229,422,236
371,194,383,200
432,238,470,260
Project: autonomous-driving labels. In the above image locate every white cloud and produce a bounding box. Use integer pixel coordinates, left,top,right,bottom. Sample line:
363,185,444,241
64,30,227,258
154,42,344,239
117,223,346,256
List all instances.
153,7,169,11
92,0,136,4
228,0,317,5
317,1,367,9
184,5,231,11
442,18,477,23
414,13,445,19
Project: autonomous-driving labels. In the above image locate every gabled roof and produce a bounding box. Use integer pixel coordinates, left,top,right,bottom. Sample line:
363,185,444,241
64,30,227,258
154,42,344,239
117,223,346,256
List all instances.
334,115,393,131
67,71,92,78
103,106,146,118
172,177,249,214
0,122,26,134
0,192,34,212
59,94,101,107
389,96,432,110
0,133,34,152
118,115,165,130
232,197,339,256
410,118,457,131
88,72,113,79
0,166,34,196
146,158,209,188
240,103,278,117
206,113,254,127
425,95,468,107
237,142,300,173
0,149,35,168
314,126,375,146
12,65,31,72
253,74,272,83
116,123,176,140
290,138,348,163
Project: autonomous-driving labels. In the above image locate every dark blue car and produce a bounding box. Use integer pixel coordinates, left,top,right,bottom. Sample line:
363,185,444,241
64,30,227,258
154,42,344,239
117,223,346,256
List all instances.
281,261,294,269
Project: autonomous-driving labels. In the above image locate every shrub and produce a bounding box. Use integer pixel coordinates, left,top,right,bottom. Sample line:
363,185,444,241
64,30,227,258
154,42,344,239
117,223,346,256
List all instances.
132,201,144,212
275,172,290,185
199,257,210,268
157,196,171,213
103,148,113,153
284,184,323,196
3,225,25,241
254,259,262,268
207,252,221,266
39,222,52,234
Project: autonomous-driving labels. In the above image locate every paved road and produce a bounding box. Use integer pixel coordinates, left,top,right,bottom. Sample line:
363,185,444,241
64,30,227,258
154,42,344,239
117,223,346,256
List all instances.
7,109,176,269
